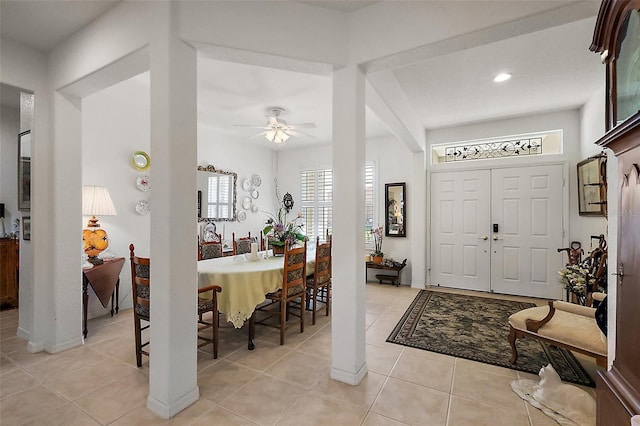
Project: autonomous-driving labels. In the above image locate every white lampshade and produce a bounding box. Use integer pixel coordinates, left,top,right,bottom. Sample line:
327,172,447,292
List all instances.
82,186,117,217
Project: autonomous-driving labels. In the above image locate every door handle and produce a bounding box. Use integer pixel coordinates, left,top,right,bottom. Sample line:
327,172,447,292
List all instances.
493,236,502,241
479,236,488,241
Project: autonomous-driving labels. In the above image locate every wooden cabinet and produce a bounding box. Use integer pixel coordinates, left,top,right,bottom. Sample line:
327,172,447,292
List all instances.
591,1,640,424
0,238,19,309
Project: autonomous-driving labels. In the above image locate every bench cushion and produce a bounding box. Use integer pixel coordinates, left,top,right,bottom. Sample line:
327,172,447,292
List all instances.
509,306,607,357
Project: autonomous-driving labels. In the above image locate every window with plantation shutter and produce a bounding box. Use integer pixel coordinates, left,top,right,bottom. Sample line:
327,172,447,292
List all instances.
364,163,374,245
300,168,332,241
207,175,233,219
300,163,376,246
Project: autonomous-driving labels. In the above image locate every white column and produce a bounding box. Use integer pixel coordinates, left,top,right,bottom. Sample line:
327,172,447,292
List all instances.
147,2,199,418
410,151,427,288
330,64,367,385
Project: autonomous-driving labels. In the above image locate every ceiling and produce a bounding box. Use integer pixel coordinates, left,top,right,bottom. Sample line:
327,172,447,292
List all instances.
0,1,605,149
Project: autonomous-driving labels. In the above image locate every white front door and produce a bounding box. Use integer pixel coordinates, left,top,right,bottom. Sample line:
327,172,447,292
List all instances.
430,164,565,299
430,170,491,292
490,165,564,299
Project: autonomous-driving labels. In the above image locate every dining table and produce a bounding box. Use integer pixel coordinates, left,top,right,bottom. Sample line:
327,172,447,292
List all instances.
197,248,315,349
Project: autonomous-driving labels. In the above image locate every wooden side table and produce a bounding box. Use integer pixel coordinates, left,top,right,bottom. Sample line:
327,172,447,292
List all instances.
82,257,125,338
365,259,407,286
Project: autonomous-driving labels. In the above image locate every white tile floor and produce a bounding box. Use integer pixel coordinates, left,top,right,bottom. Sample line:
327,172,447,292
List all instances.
0,284,600,425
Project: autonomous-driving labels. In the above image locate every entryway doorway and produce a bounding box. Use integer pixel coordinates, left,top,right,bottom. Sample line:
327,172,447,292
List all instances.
430,164,565,299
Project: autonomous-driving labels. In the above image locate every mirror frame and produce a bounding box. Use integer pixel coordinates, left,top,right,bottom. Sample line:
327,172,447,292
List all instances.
18,130,31,211
385,182,406,237
197,164,237,222
577,154,607,217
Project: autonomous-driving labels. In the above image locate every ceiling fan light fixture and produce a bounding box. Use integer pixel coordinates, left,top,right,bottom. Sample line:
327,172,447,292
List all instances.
265,128,289,144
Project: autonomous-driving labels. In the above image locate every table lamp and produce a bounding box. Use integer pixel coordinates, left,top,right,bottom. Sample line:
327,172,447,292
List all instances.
82,186,117,265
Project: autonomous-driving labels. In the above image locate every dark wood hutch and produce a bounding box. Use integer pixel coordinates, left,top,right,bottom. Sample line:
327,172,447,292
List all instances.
590,1,640,424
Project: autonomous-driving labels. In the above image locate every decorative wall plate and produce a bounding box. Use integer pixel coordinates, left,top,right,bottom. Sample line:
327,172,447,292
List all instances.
136,175,150,191
135,200,150,215
251,189,259,199
251,204,258,213
132,151,150,171
242,179,251,191
252,174,262,187
242,197,252,210
237,211,247,222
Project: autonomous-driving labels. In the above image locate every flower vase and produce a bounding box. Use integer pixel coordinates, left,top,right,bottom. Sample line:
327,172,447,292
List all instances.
372,255,383,264
272,244,285,256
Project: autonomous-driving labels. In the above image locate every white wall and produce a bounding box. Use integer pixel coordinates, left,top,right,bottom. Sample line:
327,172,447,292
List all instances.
81,73,151,317
276,135,416,285
576,86,608,251
1,105,20,235
197,126,277,245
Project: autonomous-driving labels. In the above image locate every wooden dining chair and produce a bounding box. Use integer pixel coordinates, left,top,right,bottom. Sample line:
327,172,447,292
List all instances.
200,240,223,260
197,284,222,358
129,244,150,367
232,231,253,255
129,244,223,367
306,235,332,325
256,240,306,345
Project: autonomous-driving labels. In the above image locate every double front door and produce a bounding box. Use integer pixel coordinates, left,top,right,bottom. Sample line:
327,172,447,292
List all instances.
430,164,564,299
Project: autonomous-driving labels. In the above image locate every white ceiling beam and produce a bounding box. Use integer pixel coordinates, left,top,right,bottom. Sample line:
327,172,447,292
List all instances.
362,1,599,74
366,71,424,153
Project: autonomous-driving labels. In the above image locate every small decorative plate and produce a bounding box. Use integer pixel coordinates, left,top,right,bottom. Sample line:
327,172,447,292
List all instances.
135,200,150,215
131,151,150,171
136,175,150,192
251,189,259,199
251,204,258,213
242,196,252,210
242,179,251,191
237,211,247,222
252,174,262,187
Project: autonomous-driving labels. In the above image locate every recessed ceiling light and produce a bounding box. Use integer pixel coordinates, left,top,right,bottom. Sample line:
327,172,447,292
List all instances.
494,73,512,82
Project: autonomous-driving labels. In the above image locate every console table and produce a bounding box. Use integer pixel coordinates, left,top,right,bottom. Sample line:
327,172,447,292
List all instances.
82,257,125,338
366,259,407,286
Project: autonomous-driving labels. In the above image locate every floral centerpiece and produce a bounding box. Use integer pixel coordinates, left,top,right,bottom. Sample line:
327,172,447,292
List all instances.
558,263,595,305
370,225,384,262
263,182,307,254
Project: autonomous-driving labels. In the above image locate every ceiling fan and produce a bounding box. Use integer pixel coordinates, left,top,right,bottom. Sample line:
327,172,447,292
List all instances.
234,106,316,144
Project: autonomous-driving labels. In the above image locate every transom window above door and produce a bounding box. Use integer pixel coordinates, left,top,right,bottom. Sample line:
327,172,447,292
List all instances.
431,130,562,164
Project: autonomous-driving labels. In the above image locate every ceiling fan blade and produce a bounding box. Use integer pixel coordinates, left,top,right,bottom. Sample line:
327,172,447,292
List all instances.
287,129,317,139
233,124,271,129
288,123,317,129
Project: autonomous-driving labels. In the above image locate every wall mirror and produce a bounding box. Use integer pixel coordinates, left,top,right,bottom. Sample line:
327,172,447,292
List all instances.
197,165,237,221
18,130,31,211
577,154,607,217
385,182,406,237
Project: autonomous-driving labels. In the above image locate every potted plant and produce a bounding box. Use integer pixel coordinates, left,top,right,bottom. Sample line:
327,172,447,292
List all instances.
263,182,306,255
371,225,384,263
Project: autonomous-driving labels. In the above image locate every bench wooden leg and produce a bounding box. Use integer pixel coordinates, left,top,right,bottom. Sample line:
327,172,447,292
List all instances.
508,325,520,364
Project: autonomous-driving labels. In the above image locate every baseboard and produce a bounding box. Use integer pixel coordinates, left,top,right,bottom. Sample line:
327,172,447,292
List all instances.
16,327,30,341
44,336,83,354
147,386,199,419
330,361,368,385
27,340,44,353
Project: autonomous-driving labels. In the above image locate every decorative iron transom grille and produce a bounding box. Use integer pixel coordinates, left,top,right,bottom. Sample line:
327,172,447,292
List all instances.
445,137,542,162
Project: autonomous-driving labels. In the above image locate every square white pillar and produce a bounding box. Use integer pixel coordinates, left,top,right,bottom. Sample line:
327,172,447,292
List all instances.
147,3,199,418
330,64,367,385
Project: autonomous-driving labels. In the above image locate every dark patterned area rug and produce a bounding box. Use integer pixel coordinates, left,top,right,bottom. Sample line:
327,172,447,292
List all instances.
387,290,595,387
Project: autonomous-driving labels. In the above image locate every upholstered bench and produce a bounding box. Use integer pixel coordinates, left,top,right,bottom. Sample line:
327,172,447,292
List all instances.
508,295,607,368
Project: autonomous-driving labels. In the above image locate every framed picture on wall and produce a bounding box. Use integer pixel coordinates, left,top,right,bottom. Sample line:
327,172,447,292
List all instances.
577,154,607,217
22,216,31,241
18,130,31,211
